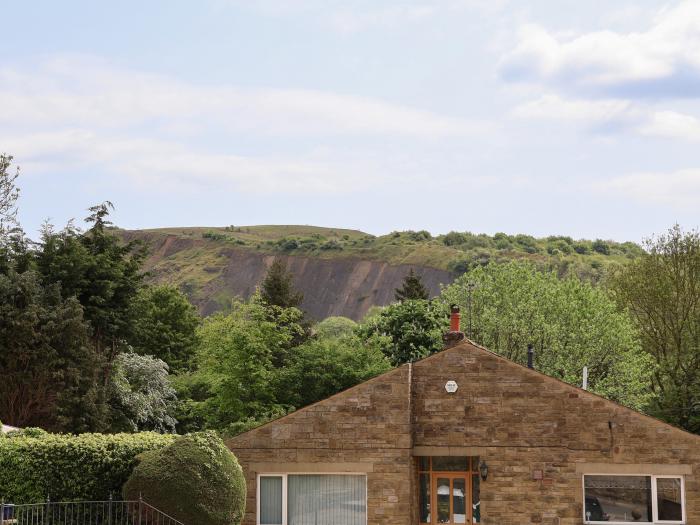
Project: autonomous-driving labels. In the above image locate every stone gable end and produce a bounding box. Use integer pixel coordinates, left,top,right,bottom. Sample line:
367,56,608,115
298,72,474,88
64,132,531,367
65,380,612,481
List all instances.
228,340,700,525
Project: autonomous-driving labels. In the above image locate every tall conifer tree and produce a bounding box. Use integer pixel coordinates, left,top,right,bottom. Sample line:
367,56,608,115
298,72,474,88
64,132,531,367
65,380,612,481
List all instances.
395,268,430,301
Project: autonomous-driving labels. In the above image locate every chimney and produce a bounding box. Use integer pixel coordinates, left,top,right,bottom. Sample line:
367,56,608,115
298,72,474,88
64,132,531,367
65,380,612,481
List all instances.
443,305,466,348
527,344,534,369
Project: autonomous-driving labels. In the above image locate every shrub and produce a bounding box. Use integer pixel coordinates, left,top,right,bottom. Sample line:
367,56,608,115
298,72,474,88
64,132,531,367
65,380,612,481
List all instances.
592,239,611,255
123,431,246,525
0,432,174,503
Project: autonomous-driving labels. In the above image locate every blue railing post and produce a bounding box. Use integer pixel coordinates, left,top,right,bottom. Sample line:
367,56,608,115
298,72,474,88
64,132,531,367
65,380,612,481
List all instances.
138,493,143,525
108,493,113,525
1,499,5,525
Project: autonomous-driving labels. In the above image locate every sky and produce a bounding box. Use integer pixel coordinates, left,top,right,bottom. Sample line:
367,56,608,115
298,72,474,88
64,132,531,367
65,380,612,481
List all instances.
2,0,699,242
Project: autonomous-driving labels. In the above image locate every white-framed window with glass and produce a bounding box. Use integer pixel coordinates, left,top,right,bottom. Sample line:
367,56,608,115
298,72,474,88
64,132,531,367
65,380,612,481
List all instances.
583,474,685,524
257,473,367,525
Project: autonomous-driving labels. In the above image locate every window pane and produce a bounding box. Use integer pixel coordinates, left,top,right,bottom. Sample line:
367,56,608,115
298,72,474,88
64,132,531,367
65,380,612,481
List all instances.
657,478,683,521
288,475,366,525
472,473,480,524
419,473,431,523
432,457,468,471
260,476,283,525
453,478,466,524
437,478,450,523
584,475,651,523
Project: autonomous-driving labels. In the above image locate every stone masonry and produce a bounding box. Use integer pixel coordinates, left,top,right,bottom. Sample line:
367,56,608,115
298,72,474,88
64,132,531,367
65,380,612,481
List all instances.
227,340,700,525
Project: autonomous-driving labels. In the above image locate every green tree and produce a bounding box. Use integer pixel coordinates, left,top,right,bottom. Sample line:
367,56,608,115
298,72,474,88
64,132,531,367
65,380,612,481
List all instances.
395,268,430,301
193,298,304,429
130,285,200,372
36,203,146,363
315,316,357,339
0,270,103,431
609,225,700,430
440,261,652,410
276,333,391,409
0,154,20,241
358,300,448,365
109,352,178,433
260,257,303,308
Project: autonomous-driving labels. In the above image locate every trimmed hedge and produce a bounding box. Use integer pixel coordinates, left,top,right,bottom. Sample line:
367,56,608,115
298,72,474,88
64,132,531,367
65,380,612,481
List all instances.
123,431,246,525
0,431,175,503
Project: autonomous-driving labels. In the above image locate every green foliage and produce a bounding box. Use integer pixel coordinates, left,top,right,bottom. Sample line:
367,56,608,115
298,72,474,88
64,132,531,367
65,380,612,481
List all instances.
0,154,20,241
0,269,103,431
314,316,357,339
276,334,391,408
109,352,178,433
37,204,146,360
123,431,246,525
130,285,200,372
0,432,174,503
395,268,430,301
358,299,448,365
260,258,303,309
609,225,700,430
440,261,652,410
192,298,304,428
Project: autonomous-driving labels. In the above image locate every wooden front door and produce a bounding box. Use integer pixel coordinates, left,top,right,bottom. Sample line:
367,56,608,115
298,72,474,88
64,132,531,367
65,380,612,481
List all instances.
432,473,470,524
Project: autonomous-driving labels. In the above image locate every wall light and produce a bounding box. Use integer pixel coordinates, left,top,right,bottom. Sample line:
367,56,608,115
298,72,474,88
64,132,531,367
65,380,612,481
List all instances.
479,460,488,481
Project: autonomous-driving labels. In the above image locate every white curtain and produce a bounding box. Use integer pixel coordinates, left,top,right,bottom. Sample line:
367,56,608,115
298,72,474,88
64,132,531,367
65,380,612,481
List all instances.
288,475,366,525
260,476,283,525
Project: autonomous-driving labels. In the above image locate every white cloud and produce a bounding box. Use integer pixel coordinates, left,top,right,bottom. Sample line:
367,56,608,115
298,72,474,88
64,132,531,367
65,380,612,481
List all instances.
512,93,700,143
0,55,484,194
0,56,477,138
637,110,700,142
596,170,700,208
0,129,385,194
500,1,700,98
513,94,636,123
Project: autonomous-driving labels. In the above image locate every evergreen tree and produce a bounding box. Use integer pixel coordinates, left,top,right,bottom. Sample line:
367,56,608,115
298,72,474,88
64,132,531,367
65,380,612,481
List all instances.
260,258,303,309
37,203,146,362
395,268,430,301
0,270,103,431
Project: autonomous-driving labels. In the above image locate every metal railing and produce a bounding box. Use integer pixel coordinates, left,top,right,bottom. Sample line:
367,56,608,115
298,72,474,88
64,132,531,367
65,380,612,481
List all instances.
0,497,184,525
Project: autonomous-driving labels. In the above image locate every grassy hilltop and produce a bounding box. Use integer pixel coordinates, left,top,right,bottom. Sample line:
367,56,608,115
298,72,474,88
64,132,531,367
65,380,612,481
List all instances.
124,225,642,319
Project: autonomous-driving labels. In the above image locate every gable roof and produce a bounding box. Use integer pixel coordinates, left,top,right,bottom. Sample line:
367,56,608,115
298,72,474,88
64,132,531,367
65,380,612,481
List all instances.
228,337,700,444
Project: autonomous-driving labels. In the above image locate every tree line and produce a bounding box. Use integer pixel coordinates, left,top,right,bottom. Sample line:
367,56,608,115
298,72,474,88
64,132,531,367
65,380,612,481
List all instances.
1,154,699,435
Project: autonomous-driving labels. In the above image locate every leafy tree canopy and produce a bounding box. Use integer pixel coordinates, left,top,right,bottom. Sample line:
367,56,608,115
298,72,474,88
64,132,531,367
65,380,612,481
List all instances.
610,225,700,430
357,299,448,366
440,261,652,410
109,352,178,433
130,285,200,372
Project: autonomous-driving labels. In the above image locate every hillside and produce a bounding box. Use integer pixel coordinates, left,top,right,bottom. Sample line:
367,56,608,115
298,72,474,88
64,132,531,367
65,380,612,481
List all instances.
122,225,643,320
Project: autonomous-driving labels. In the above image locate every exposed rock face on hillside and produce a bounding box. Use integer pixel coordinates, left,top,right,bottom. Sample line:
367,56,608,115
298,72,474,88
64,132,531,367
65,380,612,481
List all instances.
125,230,455,320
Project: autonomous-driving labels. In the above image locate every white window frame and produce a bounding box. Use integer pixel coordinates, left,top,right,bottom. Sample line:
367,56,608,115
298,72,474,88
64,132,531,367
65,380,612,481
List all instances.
582,474,686,525
258,474,287,525
256,473,368,525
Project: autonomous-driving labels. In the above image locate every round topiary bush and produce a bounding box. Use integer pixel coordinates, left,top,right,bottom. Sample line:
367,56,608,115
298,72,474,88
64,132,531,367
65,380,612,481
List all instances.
123,431,246,525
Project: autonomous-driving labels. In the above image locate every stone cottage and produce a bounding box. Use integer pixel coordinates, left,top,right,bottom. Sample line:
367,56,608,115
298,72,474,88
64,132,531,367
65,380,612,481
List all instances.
227,322,700,525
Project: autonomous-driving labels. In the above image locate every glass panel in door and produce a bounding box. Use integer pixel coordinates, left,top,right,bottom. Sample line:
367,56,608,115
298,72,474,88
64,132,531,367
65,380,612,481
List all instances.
453,478,466,524
436,478,450,523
